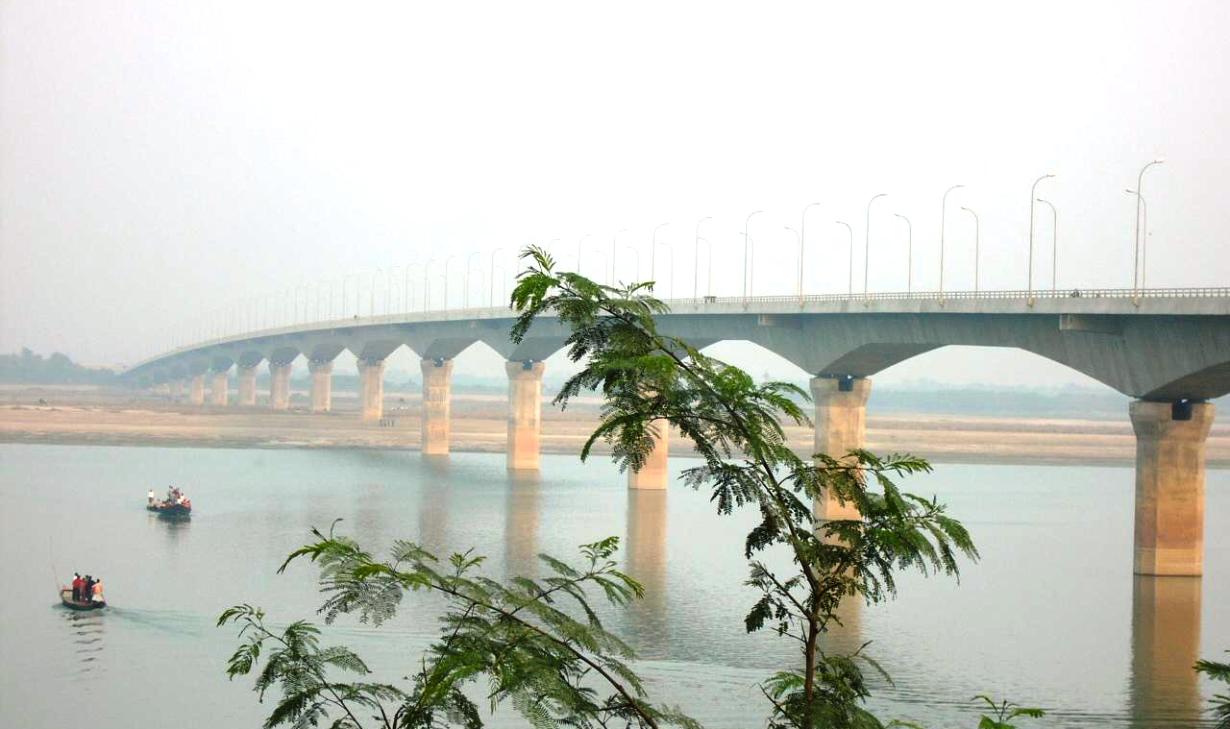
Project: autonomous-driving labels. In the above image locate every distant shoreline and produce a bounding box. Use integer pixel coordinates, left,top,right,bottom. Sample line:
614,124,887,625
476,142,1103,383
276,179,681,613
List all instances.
3,395,1227,469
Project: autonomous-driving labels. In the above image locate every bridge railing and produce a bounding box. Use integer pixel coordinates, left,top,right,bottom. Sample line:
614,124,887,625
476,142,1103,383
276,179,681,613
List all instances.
668,286,1230,307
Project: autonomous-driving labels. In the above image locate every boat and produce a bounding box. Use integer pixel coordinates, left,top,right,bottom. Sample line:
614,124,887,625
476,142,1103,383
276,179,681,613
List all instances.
60,588,106,611
147,486,192,517
147,499,191,517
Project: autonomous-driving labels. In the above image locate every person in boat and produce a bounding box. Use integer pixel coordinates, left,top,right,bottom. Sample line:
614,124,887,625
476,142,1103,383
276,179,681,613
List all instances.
71,573,83,602
148,489,156,506
91,577,104,603
81,575,93,603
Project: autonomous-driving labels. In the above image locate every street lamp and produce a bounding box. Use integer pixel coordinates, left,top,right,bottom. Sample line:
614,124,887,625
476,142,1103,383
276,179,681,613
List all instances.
576,234,591,277
742,211,763,301
694,216,711,301
489,248,504,307
1028,173,1055,299
443,256,457,310
835,221,854,298
610,229,627,284
1036,198,1058,291
1126,189,1149,288
939,184,964,298
423,258,435,312
465,252,482,308
960,206,980,293
1133,159,1164,293
799,202,821,298
651,222,670,282
864,193,887,298
894,213,912,294
369,268,382,316
784,226,802,298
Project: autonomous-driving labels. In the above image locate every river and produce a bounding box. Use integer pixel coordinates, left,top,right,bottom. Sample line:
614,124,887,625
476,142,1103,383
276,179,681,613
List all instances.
0,443,1225,728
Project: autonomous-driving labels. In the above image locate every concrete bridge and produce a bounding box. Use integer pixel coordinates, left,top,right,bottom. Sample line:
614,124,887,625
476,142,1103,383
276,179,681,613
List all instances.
125,287,1230,577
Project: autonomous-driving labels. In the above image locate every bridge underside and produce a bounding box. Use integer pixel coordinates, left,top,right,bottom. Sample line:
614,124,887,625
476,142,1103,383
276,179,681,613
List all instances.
128,303,1229,577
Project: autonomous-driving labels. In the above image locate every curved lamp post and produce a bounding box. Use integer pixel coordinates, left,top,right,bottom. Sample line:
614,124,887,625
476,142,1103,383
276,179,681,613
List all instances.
1126,188,1149,289
1036,198,1058,291
1027,173,1055,299
694,216,711,301
423,259,435,312
742,210,763,301
893,213,913,294
609,229,627,285
1133,159,1163,293
961,206,980,293
464,252,482,308
799,202,821,299
784,225,802,298
650,222,670,284
489,248,504,307
939,184,964,298
835,220,854,298
864,193,887,298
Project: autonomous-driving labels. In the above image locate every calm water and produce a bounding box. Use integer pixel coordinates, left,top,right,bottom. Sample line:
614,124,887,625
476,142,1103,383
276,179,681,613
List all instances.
0,443,1226,728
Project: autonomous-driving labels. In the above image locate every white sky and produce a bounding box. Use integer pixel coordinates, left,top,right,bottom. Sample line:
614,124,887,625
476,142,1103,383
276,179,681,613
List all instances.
1,1,1227,388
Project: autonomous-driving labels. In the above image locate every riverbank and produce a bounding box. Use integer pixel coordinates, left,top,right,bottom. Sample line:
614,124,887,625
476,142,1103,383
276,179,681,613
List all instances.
3,389,1227,467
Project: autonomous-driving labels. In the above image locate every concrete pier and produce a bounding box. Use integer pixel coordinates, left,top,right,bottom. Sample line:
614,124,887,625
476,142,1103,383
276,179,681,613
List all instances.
188,374,206,406
506,360,545,470
420,358,454,455
1131,400,1214,576
237,364,258,406
309,360,333,412
810,376,871,522
209,370,229,406
269,361,292,410
628,420,670,490
358,358,386,422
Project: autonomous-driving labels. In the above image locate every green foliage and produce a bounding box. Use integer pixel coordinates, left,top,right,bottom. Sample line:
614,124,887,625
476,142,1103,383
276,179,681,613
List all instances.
221,524,698,729
0,347,117,385
511,245,982,729
970,696,1045,728
1197,652,1230,729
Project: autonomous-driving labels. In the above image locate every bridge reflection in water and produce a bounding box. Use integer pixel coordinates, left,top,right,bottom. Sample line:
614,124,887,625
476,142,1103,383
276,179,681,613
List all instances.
1130,576,1204,728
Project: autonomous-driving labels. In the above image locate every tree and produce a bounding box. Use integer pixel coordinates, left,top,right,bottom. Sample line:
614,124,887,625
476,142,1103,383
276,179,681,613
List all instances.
971,696,1044,729
510,246,979,728
1196,653,1230,729
220,524,699,729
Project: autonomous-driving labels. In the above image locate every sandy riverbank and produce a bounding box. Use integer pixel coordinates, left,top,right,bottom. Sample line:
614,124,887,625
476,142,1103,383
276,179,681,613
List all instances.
2,388,1227,467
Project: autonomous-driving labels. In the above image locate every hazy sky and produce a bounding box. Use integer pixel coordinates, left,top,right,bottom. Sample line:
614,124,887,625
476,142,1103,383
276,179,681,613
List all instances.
2,1,1227,388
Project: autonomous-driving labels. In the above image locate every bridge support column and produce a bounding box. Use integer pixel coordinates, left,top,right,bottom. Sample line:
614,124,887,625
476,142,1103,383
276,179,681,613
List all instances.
237,365,258,406
358,358,386,422
188,374,206,406
1131,400,1213,576
209,370,229,406
810,376,871,523
420,358,453,455
269,362,292,410
309,360,334,412
506,360,544,471
628,421,670,490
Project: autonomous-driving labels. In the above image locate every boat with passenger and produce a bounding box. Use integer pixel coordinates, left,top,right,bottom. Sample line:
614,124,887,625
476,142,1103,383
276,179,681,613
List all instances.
147,485,192,517
60,573,106,610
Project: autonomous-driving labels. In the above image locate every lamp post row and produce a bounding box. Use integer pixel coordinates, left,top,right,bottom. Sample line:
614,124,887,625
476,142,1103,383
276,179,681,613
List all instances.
204,165,1164,340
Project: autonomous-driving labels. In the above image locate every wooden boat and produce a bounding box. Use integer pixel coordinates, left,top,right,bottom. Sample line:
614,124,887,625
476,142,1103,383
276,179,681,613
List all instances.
60,588,106,611
147,500,191,517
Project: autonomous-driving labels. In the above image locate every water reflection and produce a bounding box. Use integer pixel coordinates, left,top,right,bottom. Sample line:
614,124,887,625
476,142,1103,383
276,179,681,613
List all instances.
624,490,668,647
416,456,452,550
505,471,540,577
61,609,105,679
1129,576,1203,728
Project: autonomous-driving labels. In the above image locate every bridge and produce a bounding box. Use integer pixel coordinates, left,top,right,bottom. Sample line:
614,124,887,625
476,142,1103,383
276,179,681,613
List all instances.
125,286,1230,577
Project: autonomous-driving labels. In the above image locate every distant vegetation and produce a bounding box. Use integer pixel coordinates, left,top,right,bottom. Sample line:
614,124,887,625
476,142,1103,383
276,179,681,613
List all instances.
0,348,117,385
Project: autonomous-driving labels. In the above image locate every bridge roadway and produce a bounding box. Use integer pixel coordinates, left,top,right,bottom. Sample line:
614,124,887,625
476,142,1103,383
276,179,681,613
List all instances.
126,287,1230,577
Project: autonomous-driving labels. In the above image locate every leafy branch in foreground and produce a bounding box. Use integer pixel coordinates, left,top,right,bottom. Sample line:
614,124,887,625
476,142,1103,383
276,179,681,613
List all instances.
1197,652,1230,729
971,695,1044,729
220,524,698,729
511,245,983,729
